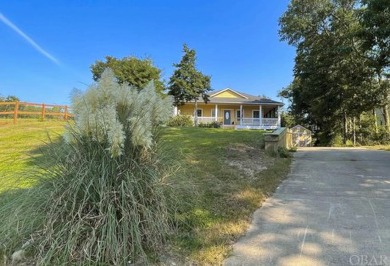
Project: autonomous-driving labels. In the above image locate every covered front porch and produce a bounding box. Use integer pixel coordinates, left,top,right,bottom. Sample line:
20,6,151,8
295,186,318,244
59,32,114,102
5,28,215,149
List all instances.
176,103,282,130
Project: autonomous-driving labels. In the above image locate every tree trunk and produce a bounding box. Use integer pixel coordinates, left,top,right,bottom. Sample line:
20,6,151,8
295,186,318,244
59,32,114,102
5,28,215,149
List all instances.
377,71,389,133
383,104,390,133
343,111,348,144
373,109,378,134
353,116,356,146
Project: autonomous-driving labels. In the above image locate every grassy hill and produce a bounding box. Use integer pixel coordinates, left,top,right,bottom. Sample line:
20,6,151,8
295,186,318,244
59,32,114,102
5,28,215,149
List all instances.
0,119,67,192
0,121,291,264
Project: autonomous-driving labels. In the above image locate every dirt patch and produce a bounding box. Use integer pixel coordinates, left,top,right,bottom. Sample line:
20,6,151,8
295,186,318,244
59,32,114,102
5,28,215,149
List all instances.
225,144,274,178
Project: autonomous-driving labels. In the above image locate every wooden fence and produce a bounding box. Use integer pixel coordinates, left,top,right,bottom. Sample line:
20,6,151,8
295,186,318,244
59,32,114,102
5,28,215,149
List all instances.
0,101,72,124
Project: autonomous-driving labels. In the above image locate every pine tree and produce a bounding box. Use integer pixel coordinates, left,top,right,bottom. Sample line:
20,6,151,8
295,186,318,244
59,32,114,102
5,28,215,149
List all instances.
168,44,211,125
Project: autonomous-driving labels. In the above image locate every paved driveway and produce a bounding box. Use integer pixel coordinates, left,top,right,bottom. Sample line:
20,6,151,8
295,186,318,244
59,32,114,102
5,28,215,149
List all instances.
224,147,390,266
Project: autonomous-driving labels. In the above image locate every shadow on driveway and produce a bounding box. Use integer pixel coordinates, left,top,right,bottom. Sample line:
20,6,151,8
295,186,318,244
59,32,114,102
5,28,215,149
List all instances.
224,148,390,266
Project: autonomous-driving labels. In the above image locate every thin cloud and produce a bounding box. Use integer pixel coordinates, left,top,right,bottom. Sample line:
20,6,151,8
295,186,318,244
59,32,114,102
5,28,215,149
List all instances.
0,12,60,65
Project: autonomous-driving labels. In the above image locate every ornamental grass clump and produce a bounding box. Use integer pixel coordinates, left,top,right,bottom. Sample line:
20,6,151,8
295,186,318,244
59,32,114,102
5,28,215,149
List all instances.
1,69,174,265
44,69,173,264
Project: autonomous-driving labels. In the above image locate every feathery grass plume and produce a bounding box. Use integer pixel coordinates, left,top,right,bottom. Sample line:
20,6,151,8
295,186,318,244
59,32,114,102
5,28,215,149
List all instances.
0,68,175,265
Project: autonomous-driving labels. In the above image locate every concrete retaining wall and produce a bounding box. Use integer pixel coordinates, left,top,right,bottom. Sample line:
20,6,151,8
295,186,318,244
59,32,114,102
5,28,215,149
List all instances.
264,127,292,152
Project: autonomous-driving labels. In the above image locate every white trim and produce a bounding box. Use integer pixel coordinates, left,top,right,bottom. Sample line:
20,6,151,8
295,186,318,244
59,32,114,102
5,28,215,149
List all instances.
240,105,243,126
211,106,219,120
210,88,249,99
215,104,218,121
252,110,260,119
259,105,263,127
236,109,241,124
207,102,283,106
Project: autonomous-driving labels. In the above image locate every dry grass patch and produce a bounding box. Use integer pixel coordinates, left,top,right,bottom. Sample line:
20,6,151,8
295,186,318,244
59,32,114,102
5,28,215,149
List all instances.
162,127,291,265
366,145,390,151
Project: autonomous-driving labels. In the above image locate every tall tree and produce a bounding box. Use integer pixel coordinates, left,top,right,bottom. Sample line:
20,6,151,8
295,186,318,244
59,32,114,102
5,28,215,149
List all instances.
279,0,377,144
168,44,211,125
359,0,390,132
91,56,165,93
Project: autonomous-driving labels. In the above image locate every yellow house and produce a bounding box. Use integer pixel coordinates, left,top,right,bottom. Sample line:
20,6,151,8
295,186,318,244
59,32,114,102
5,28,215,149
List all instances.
174,88,283,129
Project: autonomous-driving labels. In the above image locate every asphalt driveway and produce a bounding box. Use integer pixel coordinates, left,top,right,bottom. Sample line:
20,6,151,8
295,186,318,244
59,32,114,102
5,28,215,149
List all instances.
224,147,390,266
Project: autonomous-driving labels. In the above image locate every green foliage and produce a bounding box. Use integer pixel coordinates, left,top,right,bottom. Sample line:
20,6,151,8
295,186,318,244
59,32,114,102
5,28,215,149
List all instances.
359,0,390,132
198,121,222,128
167,115,194,127
0,95,19,118
168,44,211,106
91,55,165,94
280,111,295,128
360,0,390,72
279,0,383,145
277,147,292,158
0,95,19,102
267,146,292,158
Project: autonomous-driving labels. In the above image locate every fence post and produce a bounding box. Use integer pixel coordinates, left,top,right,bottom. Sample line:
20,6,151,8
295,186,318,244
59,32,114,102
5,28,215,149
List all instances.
42,103,46,120
64,106,68,120
13,101,19,125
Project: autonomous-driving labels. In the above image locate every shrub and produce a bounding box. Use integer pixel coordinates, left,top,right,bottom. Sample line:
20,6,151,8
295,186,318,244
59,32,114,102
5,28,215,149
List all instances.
278,147,292,158
198,121,221,128
289,146,297,152
1,69,175,265
167,114,193,127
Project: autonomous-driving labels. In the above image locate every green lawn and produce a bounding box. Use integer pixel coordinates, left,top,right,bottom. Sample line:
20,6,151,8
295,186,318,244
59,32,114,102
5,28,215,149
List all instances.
161,127,291,264
0,122,291,265
0,119,67,191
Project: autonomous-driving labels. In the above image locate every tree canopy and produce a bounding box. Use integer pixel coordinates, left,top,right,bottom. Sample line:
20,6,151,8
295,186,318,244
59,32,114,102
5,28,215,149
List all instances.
167,44,211,107
360,0,390,131
90,56,165,93
0,95,19,102
279,0,387,145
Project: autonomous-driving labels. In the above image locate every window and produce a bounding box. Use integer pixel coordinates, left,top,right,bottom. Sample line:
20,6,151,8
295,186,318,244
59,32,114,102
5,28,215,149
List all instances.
253,110,260,118
265,108,276,118
196,109,202,117
236,110,241,121
211,109,216,117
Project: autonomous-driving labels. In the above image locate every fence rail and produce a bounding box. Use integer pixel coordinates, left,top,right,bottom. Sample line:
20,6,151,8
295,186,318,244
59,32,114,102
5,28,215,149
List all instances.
0,101,72,124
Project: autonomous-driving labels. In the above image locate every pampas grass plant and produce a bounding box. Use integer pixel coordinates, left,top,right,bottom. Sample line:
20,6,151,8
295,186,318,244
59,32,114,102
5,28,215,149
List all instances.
0,69,174,265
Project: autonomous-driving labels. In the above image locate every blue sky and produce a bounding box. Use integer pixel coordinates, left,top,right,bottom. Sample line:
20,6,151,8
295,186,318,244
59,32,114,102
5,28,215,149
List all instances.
0,0,295,105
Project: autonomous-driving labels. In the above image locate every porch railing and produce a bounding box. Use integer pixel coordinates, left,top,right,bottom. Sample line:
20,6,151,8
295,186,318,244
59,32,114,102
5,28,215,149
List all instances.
240,118,278,127
194,117,279,127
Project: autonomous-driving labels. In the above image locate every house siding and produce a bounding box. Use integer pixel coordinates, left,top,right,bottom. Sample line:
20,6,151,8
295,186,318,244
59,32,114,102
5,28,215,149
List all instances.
213,90,245,98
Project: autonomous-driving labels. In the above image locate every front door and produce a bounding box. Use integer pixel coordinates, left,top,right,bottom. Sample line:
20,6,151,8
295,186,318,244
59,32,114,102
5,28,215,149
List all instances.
224,110,231,125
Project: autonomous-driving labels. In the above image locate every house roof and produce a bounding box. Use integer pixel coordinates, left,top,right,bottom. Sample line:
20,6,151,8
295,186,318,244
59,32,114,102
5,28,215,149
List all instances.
193,88,283,106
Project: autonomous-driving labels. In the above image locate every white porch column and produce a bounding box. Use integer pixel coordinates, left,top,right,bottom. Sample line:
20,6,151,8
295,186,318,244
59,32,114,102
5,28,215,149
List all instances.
173,106,178,116
215,104,218,122
277,106,282,128
259,105,263,127
240,105,243,126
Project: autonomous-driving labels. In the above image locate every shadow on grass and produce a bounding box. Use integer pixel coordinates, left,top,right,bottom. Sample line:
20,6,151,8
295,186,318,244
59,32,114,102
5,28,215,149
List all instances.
0,174,52,262
26,133,67,170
